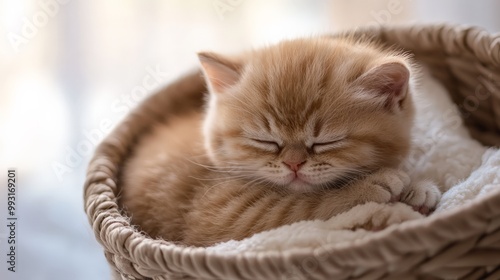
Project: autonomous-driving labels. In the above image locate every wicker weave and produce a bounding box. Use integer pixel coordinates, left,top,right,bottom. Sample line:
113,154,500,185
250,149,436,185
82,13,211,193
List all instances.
84,24,500,280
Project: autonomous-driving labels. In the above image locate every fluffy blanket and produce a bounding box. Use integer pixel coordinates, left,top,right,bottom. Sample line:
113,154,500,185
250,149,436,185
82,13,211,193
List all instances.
207,68,500,253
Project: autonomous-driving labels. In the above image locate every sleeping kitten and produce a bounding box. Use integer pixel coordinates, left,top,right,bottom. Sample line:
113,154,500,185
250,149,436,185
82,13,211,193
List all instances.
120,37,440,246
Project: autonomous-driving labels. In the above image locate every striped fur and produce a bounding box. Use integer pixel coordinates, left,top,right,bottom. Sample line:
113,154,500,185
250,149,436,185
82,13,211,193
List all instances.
120,37,417,246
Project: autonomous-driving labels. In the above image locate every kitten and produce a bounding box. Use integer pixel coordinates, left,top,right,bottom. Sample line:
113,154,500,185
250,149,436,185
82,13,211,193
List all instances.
120,37,439,246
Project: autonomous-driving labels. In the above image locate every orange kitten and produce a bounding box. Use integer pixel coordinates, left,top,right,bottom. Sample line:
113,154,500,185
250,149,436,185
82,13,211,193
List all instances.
120,37,433,246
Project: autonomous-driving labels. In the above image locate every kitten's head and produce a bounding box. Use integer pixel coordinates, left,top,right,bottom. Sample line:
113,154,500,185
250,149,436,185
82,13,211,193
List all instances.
198,37,415,193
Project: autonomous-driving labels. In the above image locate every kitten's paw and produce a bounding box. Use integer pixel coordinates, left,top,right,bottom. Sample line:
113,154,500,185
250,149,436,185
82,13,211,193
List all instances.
400,180,441,215
357,168,409,204
352,202,424,231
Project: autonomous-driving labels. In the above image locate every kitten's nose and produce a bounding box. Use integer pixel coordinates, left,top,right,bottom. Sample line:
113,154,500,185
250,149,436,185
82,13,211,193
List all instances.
283,160,306,172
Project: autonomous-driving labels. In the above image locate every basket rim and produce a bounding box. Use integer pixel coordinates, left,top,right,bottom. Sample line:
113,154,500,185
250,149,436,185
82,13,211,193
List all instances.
84,23,500,278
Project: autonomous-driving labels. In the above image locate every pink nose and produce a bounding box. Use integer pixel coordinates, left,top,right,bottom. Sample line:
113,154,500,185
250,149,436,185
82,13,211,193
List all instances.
283,160,306,172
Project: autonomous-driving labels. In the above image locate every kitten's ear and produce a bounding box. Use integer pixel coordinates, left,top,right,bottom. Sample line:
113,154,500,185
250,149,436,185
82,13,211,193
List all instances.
353,61,410,112
198,52,241,94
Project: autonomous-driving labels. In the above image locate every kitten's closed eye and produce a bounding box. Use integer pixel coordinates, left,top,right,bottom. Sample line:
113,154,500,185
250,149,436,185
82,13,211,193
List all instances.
312,138,345,153
248,138,280,152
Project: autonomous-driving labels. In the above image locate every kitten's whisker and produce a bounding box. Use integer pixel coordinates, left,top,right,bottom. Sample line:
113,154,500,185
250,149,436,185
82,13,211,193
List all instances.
200,176,251,199
183,158,258,174
189,175,249,182
237,176,269,192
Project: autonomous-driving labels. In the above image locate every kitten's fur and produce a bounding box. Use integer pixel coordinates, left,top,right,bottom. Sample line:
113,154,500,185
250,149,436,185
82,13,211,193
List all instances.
120,37,437,246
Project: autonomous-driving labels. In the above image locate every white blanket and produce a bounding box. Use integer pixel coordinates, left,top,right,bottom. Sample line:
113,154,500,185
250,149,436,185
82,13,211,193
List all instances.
207,68,500,253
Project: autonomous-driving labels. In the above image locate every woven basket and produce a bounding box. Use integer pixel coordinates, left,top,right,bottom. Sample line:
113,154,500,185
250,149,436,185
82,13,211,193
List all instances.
84,24,500,280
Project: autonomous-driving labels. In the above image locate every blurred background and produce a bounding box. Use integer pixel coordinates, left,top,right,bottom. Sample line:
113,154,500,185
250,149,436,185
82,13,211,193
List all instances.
0,0,499,279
